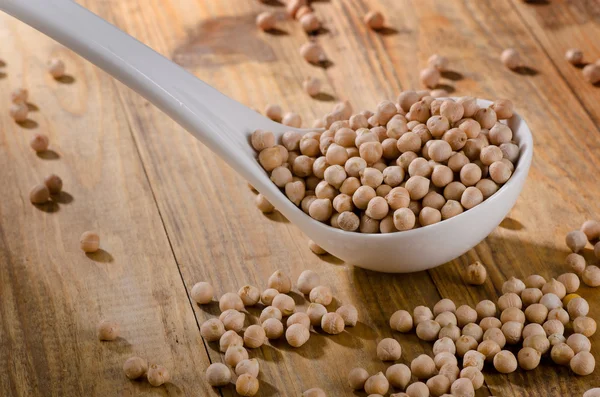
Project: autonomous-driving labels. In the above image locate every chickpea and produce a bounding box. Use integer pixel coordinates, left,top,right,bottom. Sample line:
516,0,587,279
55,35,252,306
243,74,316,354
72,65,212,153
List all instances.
548,333,566,347
521,288,543,306
501,321,523,345
285,323,310,347
259,306,282,324
411,354,436,380
582,265,600,287
268,270,292,293
571,351,596,376
420,67,441,88
583,64,600,84
551,342,575,365
336,304,358,326
405,175,430,200
567,297,589,319
306,303,327,327
97,319,119,341
390,310,413,332
477,339,501,362
462,323,484,343
296,270,319,295
541,278,567,299
30,133,49,153
455,335,478,357
433,298,456,316
543,319,565,336
540,293,563,311
206,362,231,387
567,333,591,354
480,317,502,332
443,181,466,201
475,300,496,320
272,294,296,316
524,303,548,324
364,10,385,29
497,292,522,311
300,42,326,64
450,378,474,397
377,338,402,361
309,285,333,306
566,230,588,252
455,305,477,327
523,334,550,354
493,350,517,374
219,330,243,353
219,310,245,332
321,312,345,334
548,308,570,325
439,324,461,342
581,219,600,241
348,367,370,390
236,373,259,396
416,320,441,341
413,306,434,325
426,374,450,396
573,317,597,337
517,347,541,371
365,372,389,395
464,262,487,285
79,231,99,253
147,363,169,387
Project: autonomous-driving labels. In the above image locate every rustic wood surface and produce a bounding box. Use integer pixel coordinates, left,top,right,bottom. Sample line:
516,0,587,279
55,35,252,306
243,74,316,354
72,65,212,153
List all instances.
0,0,599,396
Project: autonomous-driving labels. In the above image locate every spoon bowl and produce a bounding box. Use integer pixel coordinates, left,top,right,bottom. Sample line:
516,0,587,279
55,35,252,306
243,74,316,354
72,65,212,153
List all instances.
2,0,533,272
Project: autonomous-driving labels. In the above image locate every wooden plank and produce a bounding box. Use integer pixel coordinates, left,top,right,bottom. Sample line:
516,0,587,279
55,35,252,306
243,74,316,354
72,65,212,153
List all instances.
0,15,212,396
77,0,454,396
81,0,600,395
509,0,600,126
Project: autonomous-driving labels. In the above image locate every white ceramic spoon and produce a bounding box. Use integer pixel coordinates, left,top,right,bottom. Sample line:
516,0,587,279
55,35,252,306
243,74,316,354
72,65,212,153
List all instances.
1,0,533,272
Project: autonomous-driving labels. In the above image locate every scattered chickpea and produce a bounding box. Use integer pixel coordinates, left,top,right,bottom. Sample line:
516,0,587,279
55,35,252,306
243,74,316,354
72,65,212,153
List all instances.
416,320,441,341
581,219,600,241
523,334,550,354
307,303,327,326
413,306,434,325
348,367,370,390
123,356,148,380
420,67,441,88
386,363,411,389
501,48,522,70
300,42,326,64
30,184,50,205
303,77,321,97
565,48,584,65
29,133,49,153
477,339,501,362
9,102,28,122
268,270,292,293
582,265,600,287
548,308,570,325
219,292,244,312
364,372,389,395
573,317,597,337
377,338,402,361
571,351,596,376
568,297,589,319
225,345,249,367
272,293,296,316
220,310,245,332
336,304,358,326
480,317,502,332
300,13,321,33
465,262,487,285
567,333,592,354
321,312,345,334
206,362,231,387
427,374,451,396
147,364,169,387
96,319,119,341
411,354,436,379
255,10,277,31
244,325,266,349
390,310,413,332
265,104,283,122
456,335,478,357
11,88,28,104
407,381,430,397
501,321,523,345
551,342,574,365
428,54,449,71
517,347,541,370
236,373,259,396
583,64,600,84
364,11,385,30
463,350,485,371
521,288,543,306
48,58,66,78
585,389,600,397
236,358,260,379
260,289,279,306
493,350,517,373
566,230,588,252
435,312,457,328
220,330,243,353
460,366,484,390
79,231,100,253
201,318,225,342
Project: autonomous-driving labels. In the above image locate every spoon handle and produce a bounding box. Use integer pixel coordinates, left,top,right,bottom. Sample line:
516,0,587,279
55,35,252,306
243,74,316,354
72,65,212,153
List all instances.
0,0,257,146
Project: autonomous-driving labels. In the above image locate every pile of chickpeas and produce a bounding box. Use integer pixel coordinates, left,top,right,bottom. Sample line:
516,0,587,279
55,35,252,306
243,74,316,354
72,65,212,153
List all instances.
253,92,519,234
341,223,600,396
195,270,357,396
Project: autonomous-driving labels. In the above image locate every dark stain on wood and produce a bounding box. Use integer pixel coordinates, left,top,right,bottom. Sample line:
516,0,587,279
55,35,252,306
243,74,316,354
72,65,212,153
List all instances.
172,14,277,68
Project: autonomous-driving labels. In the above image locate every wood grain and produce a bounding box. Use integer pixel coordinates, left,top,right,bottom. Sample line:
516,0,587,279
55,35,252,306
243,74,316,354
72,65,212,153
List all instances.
0,15,212,397
2,0,600,396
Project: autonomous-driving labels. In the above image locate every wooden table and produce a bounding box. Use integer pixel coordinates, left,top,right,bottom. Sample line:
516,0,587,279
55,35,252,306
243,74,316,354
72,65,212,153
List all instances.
1,0,599,395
